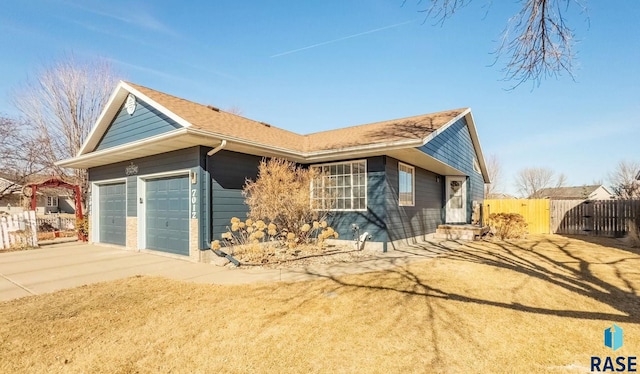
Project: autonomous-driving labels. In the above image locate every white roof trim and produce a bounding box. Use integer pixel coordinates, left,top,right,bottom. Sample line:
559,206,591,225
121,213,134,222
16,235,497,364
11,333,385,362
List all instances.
121,81,193,129
418,108,490,183
420,108,471,146
77,81,193,157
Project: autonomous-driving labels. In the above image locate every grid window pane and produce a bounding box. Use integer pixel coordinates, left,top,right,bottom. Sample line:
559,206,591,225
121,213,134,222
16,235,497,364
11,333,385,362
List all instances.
311,161,366,211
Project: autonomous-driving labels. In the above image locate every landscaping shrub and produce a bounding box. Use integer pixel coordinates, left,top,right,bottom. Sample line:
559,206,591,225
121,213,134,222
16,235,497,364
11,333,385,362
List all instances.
487,213,528,240
243,158,334,237
625,217,640,248
76,216,89,240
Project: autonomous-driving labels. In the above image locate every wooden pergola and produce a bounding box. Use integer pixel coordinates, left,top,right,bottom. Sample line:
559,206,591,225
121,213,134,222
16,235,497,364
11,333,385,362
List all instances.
27,177,86,241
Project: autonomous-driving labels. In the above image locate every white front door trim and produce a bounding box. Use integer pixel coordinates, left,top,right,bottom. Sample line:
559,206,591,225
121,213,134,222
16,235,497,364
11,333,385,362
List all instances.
445,176,467,223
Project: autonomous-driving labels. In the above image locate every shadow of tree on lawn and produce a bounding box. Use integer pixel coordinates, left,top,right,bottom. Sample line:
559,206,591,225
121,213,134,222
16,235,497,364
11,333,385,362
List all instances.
299,236,640,324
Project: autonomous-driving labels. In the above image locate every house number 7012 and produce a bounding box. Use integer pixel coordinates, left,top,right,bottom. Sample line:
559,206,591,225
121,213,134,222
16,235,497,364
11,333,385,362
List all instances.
191,189,197,219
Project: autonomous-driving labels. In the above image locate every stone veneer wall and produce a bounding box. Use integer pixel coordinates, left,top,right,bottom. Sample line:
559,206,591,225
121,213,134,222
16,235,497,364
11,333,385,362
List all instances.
189,218,199,260
126,217,137,250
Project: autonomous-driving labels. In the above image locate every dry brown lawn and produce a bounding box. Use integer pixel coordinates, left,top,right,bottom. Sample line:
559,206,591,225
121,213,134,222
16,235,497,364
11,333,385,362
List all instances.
1,235,639,373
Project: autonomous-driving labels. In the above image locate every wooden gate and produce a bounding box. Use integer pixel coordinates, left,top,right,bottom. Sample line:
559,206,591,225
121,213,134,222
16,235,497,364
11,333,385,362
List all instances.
483,199,550,234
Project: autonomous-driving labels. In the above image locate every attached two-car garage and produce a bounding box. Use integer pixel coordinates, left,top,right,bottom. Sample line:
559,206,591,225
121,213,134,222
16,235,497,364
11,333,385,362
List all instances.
95,174,190,256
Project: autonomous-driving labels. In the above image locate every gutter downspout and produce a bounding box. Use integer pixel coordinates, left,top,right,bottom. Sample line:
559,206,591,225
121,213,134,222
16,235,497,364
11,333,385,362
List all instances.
207,139,227,156
205,140,227,251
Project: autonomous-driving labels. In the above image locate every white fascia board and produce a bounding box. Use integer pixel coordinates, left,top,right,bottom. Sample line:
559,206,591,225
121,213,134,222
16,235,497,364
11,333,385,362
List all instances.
419,108,491,184
464,111,491,183
420,108,471,146
78,81,194,156
120,82,193,129
185,128,303,160
57,128,191,168
301,139,423,163
78,81,129,156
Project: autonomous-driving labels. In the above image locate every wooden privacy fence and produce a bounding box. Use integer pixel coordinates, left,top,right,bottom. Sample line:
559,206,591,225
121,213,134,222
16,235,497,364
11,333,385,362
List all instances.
484,199,640,237
483,199,551,234
551,200,640,237
0,211,38,249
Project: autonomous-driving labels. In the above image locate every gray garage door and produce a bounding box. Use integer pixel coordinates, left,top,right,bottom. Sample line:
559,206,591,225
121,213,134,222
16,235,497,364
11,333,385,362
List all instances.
98,183,126,246
146,175,190,255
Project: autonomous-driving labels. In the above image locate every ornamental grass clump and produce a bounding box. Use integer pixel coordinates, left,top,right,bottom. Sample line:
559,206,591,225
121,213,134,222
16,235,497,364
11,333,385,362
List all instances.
487,213,528,240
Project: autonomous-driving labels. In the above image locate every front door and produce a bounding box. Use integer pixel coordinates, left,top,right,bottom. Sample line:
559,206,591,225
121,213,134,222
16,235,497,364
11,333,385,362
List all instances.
445,176,467,223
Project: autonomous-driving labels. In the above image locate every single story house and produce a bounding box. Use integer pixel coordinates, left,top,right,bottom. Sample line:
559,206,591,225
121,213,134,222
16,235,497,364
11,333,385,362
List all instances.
537,185,614,200
58,81,489,261
0,177,75,215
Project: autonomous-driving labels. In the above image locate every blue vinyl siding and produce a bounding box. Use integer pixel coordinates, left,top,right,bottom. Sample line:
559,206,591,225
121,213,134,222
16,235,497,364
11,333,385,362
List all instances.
208,150,261,243
322,157,388,245
89,147,201,218
385,157,443,248
419,117,484,222
95,98,181,151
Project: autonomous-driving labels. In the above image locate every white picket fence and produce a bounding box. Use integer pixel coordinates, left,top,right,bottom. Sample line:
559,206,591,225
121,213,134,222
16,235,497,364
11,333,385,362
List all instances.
0,211,38,249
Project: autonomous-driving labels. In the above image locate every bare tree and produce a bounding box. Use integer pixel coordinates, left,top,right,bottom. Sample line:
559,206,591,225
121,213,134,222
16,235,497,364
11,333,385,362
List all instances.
484,154,503,198
609,160,640,199
514,166,565,198
12,55,119,205
409,0,586,87
0,117,45,198
225,105,244,116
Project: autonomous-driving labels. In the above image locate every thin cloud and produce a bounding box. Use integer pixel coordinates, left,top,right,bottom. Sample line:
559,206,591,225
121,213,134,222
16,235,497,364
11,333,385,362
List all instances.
63,1,178,37
108,58,191,83
270,20,415,58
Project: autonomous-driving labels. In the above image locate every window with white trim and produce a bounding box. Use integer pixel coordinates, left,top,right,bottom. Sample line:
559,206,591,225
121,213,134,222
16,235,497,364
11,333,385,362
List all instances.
398,163,415,206
46,196,58,207
311,160,367,211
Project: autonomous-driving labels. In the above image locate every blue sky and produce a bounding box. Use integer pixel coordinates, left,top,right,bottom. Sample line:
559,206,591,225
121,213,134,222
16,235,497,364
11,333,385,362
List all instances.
1,1,638,196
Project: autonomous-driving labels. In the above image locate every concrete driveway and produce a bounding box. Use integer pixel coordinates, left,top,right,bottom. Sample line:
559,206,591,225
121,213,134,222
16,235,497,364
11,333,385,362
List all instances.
0,240,445,302
0,242,289,302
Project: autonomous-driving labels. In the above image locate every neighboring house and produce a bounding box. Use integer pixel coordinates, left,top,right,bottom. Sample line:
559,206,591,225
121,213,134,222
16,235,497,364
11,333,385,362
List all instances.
0,177,75,215
486,193,517,199
537,185,614,200
58,81,489,261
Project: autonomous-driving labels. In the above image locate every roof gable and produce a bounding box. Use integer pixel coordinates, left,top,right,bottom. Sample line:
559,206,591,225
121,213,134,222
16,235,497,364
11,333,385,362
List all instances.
538,185,612,199
94,96,182,151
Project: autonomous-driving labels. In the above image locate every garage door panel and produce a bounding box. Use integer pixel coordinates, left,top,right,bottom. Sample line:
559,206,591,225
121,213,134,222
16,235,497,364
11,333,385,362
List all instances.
98,183,126,246
146,175,189,255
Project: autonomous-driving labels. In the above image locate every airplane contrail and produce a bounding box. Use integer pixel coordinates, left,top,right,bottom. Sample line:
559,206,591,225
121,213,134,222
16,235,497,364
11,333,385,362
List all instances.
270,20,415,58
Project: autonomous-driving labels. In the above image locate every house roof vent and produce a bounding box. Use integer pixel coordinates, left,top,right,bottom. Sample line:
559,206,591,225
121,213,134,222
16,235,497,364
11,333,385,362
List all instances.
207,105,220,112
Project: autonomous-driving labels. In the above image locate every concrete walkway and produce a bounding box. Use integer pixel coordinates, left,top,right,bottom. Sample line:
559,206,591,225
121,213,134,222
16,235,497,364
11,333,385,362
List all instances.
0,241,451,302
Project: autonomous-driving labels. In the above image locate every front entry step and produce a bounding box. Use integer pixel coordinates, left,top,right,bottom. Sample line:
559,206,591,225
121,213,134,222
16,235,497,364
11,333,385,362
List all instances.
434,224,489,241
